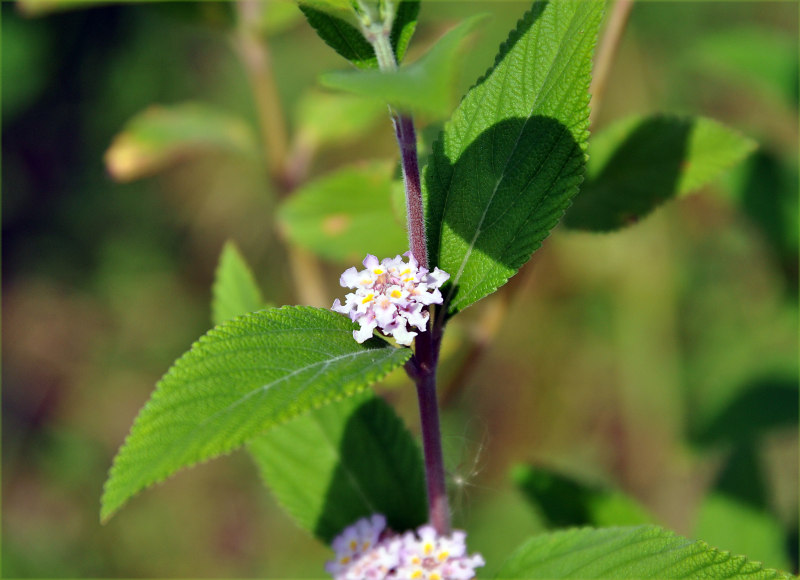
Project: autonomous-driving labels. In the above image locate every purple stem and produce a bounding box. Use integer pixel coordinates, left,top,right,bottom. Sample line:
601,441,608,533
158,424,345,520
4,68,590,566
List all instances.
393,111,451,535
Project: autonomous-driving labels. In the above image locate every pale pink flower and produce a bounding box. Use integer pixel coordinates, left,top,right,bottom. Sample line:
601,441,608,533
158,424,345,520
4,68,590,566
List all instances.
332,253,449,346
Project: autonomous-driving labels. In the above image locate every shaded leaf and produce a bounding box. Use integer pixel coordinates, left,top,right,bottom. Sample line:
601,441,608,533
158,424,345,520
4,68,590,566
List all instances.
211,241,265,326
104,103,257,182
299,0,418,69
248,390,426,542
512,464,653,529
277,161,408,262
424,1,604,315
101,306,410,521
495,525,793,579
320,14,487,117
564,114,757,231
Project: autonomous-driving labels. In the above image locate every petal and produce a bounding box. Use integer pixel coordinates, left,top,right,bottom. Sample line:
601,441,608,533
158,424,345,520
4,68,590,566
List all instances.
353,318,378,343
390,323,417,346
427,267,450,287
340,267,361,288
363,254,380,269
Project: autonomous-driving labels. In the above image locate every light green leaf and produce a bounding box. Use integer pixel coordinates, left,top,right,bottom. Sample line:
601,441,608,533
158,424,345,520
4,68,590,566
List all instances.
694,494,792,573
248,390,426,542
424,1,604,316
294,90,386,148
320,14,487,117
512,464,654,529
101,306,411,522
564,114,757,231
211,241,265,326
277,162,408,263
104,102,257,182
299,0,418,69
494,525,793,579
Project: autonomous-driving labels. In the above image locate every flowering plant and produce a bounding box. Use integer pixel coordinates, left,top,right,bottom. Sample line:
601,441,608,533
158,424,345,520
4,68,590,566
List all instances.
99,1,790,579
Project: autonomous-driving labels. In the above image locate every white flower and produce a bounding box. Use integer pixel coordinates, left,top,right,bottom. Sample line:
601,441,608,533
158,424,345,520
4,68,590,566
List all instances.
332,253,450,346
327,516,484,580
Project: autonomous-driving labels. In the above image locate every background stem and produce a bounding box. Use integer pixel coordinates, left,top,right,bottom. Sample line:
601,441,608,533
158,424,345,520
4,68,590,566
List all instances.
590,0,634,126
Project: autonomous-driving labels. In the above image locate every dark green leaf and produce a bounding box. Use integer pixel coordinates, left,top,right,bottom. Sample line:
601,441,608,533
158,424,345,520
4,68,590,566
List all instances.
248,391,426,542
320,14,487,117
424,1,604,315
104,102,257,182
101,306,410,522
211,241,265,326
512,464,653,529
299,0,418,69
564,114,757,231
277,162,408,262
495,525,793,579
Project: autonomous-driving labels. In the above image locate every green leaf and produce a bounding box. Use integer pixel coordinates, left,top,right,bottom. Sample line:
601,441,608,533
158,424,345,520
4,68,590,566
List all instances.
299,0,419,69
101,306,411,522
564,114,757,231
248,390,426,542
211,241,265,326
277,162,408,263
494,525,793,579
320,14,487,117
424,1,604,316
694,494,792,573
512,464,653,529
294,90,386,148
104,102,257,182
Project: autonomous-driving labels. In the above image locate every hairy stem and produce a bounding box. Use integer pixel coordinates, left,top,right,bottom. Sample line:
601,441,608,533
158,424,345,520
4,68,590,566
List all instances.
360,2,448,532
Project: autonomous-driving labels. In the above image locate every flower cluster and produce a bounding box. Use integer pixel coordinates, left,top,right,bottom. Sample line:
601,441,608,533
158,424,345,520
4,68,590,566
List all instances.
326,514,485,580
332,253,449,346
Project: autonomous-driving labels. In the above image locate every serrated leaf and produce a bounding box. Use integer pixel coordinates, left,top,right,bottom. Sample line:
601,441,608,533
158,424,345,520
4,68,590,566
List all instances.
424,1,604,316
101,306,411,522
299,0,418,69
494,525,793,579
694,494,792,573
512,464,653,529
277,162,408,262
248,390,426,542
104,102,257,182
320,14,487,117
294,90,386,148
564,114,758,231
211,241,265,326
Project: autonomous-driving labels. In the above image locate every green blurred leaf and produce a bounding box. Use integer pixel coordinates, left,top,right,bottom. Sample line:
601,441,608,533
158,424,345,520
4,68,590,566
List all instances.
299,0,418,69
104,103,257,182
294,90,386,148
424,1,603,315
277,161,408,262
260,0,304,36
16,0,110,16
512,464,653,529
248,390,426,542
694,493,792,573
101,306,411,522
320,14,487,117
494,525,793,579
564,114,757,231
211,241,265,326
687,28,799,107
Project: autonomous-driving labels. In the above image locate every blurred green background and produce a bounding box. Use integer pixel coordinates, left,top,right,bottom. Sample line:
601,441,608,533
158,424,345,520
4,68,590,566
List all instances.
2,1,798,578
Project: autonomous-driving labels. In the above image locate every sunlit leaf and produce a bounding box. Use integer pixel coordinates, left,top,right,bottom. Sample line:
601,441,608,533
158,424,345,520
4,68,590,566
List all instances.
104,103,257,182
101,306,410,522
320,14,487,117
495,525,793,579
211,241,265,326
248,390,426,542
299,0,419,69
694,493,792,573
424,1,604,315
512,464,653,529
277,162,408,263
294,90,386,148
564,115,757,231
